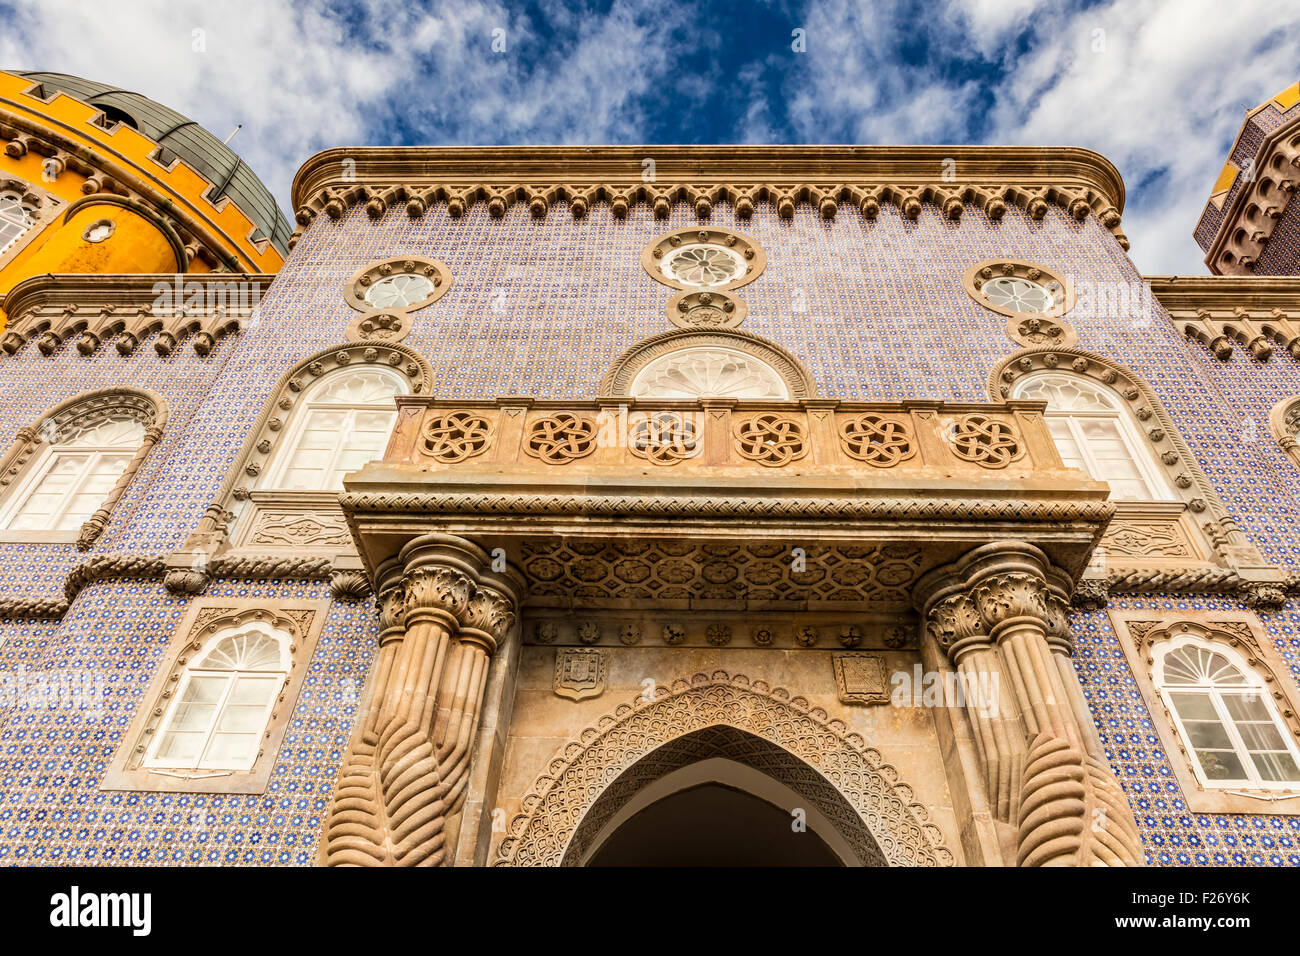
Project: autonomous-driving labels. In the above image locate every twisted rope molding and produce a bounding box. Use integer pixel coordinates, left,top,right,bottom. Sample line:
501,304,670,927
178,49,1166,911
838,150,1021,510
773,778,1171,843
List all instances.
340,491,1117,523
0,551,338,621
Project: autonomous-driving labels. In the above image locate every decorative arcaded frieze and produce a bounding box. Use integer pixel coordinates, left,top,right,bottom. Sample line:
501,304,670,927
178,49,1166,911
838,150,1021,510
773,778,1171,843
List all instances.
0,273,271,359
289,179,1128,249
1150,275,1300,363
1198,119,1300,274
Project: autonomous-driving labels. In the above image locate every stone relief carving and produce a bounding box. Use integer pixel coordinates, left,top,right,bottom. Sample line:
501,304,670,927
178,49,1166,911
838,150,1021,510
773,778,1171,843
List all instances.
554,648,606,702
832,653,890,705
523,413,598,464
495,671,955,867
838,414,916,467
666,289,747,329
520,539,923,609
421,410,493,463
948,414,1023,468
628,411,700,465
733,413,808,466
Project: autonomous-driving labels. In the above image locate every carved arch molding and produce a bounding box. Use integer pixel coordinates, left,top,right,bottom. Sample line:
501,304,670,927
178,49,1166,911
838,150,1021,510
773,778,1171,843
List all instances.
494,670,955,867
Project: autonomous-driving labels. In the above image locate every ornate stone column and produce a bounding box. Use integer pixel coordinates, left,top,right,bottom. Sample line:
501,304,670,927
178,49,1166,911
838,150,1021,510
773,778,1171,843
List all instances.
321,534,522,866
917,541,1143,867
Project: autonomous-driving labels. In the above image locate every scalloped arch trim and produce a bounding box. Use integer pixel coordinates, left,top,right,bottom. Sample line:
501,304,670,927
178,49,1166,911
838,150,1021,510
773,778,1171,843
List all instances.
494,670,954,867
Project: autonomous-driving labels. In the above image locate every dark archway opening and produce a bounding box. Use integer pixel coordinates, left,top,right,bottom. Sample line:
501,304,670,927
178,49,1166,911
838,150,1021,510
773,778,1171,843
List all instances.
587,782,842,867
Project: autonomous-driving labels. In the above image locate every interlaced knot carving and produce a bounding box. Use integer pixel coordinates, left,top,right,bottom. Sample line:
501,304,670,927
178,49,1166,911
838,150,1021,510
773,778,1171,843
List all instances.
838,414,915,467
525,413,598,464
732,414,807,467
629,411,699,465
421,410,492,463
949,414,1022,468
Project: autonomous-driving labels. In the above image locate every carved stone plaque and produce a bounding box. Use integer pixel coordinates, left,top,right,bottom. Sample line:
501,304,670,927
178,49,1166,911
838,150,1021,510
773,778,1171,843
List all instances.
832,652,890,705
554,648,606,702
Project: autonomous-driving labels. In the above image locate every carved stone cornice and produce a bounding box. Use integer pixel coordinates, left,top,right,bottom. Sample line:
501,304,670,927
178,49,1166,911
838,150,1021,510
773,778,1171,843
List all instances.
1195,111,1300,275
289,145,1128,249
0,272,271,358
1150,276,1300,363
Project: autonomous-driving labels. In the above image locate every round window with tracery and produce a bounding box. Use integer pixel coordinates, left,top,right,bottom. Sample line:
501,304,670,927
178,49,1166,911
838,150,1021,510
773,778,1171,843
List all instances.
980,276,1055,314
642,228,765,292
345,256,452,312
963,259,1072,318
365,272,435,308
661,244,746,288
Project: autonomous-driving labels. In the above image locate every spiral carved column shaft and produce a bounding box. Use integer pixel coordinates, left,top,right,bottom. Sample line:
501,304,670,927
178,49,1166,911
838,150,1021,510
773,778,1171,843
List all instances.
321,535,521,867
919,542,1143,866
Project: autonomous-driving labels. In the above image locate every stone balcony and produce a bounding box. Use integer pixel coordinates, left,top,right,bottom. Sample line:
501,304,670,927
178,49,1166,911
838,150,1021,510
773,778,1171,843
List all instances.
339,396,1113,633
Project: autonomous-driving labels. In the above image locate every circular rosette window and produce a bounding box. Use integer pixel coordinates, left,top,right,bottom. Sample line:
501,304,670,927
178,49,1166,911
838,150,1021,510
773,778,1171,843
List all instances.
345,256,452,312
962,259,1073,319
642,228,765,292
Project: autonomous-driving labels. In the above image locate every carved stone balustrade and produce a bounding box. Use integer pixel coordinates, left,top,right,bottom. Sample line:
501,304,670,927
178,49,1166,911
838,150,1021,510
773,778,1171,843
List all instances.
340,396,1115,622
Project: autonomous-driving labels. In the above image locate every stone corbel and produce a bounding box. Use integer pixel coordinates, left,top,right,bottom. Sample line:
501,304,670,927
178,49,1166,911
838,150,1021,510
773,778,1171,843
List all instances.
321,534,523,866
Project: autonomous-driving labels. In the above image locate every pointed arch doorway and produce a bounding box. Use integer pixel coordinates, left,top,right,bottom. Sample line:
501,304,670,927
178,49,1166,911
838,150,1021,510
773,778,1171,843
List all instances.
495,671,954,867
574,735,864,866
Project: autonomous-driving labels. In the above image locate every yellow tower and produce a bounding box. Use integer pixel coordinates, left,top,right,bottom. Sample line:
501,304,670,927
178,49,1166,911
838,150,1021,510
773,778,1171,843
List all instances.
0,71,288,330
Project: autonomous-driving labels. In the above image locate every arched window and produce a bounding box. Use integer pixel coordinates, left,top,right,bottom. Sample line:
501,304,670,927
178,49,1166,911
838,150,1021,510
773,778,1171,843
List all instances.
0,409,147,533
631,345,790,400
1156,638,1300,788
1010,372,1174,500
264,366,408,491
0,191,34,255
144,621,290,772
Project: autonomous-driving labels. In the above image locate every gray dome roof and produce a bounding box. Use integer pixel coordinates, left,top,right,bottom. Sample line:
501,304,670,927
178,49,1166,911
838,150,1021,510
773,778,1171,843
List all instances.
14,71,291,257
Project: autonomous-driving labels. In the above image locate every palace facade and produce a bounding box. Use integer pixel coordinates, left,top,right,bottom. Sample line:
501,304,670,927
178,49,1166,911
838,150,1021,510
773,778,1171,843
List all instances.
2,70,1300,866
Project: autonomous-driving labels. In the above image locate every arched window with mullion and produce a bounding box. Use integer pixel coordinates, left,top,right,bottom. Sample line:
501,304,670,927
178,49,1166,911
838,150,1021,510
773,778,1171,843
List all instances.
144,622,290,772
0,414,145,532
1011,371,1175,501
1156,638,1300,788
265,366,408,491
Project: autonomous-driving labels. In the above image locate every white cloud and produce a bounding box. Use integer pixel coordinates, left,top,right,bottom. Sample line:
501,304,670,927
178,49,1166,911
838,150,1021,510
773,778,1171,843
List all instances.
1,0,1296,273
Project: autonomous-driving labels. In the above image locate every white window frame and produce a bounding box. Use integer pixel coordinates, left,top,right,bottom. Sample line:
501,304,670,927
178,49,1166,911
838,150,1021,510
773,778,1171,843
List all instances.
0,426,143,533
1156,636,1300,791
0,193,34,255
142,622,290,773
263,366,408,492
1012,371,1176,501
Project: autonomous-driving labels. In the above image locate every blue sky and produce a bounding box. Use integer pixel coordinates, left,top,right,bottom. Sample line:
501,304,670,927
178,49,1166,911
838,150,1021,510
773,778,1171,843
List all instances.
2,0,1298,273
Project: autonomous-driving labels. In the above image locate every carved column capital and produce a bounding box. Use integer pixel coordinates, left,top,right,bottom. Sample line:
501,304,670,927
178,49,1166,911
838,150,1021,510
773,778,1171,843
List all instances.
458,584,517,654
403,565,473,629
971,570,1050,641
925,591,986,662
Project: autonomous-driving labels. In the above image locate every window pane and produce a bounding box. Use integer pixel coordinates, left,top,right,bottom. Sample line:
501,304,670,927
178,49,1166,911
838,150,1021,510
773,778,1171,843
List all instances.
1169,691,1218,720
1236,719,1286,751
1223,693,1270,722
1196,748,1247,781
1046,419,1087,471
1253,751,1300,783
153,676,227,766
8,454,89,530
